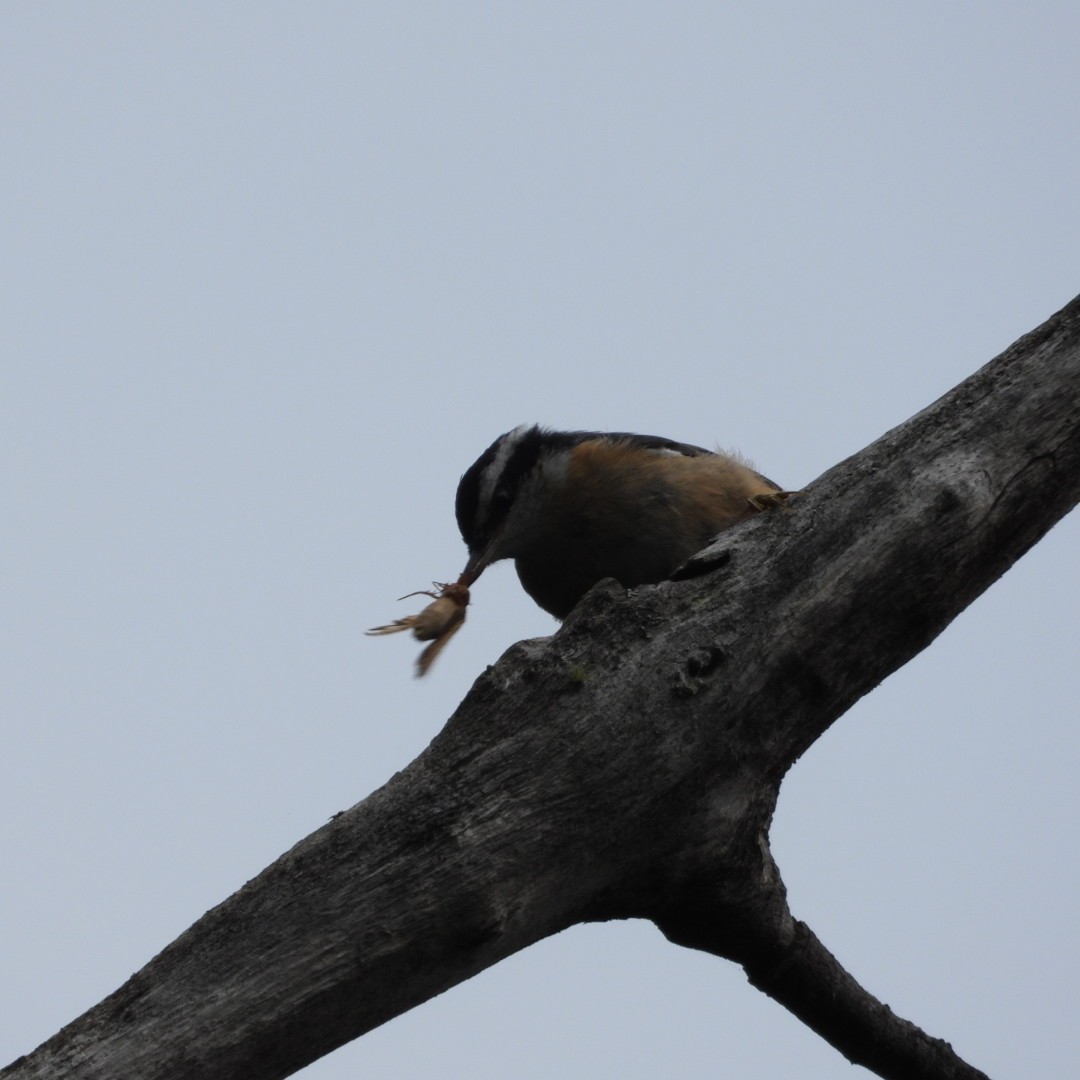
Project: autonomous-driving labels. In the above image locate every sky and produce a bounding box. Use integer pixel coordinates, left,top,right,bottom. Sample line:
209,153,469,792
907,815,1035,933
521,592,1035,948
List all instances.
2,4,1078,1078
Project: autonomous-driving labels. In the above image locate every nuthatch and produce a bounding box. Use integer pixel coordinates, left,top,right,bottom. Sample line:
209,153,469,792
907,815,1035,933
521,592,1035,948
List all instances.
455,424,791,619
370,425,791,674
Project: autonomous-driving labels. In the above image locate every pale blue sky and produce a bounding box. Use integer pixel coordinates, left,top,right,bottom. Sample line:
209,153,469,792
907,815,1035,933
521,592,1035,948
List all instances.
3,5,1078,1077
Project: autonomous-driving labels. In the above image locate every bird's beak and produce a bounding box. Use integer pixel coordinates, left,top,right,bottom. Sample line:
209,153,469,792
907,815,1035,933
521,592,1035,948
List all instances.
460,540,496,587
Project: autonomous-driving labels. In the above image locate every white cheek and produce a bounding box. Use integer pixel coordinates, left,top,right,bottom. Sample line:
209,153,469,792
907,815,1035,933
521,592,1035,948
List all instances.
540,450,569,488
493,498,532,558
498,455,567,557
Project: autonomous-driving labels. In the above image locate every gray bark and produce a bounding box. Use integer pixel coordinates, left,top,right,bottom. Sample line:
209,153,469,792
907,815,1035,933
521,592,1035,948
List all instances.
5,295,1079,1080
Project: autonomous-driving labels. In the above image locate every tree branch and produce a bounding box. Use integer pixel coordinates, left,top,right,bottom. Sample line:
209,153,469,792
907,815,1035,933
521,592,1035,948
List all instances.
655,875,992,1080
743,919,991,1080
5,295,1079,1080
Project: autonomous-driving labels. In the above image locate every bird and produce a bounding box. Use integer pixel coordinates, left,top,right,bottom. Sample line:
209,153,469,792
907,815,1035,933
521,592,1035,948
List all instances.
454,424,790,620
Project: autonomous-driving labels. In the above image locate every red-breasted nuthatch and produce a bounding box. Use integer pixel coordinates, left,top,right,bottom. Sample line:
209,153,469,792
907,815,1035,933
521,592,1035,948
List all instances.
455,424,791,619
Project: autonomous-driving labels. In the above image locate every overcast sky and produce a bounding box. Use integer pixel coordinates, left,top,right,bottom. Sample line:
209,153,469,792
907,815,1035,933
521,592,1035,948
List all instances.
2,5,1078,1078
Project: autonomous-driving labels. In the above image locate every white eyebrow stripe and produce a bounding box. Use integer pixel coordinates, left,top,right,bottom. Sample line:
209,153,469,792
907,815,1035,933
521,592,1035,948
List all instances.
478,423,531,527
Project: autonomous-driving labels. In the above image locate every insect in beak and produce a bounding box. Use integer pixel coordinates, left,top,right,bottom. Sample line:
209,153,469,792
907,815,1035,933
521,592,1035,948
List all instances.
366,579,471,676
